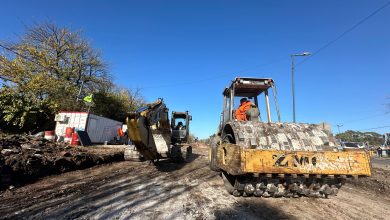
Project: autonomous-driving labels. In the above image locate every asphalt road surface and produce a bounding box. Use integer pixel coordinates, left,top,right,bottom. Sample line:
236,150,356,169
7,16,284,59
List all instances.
371,156,390,170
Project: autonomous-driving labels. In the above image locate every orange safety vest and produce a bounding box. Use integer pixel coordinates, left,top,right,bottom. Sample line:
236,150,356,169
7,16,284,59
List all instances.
235,101,254,121
117,128,124,137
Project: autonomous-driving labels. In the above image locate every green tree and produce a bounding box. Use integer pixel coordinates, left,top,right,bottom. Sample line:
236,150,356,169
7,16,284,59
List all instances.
91,87,145,122
335,130,384,146
0,23,140,132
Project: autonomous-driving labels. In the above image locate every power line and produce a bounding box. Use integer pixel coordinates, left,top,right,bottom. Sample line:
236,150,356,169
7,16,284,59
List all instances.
134,1,390,89
1,40,286,90
140,56,287,89
141,1,390,88
1,40,286,89
341,112,390,124
298,0,390,65
358,125,390,131
140,75,226,89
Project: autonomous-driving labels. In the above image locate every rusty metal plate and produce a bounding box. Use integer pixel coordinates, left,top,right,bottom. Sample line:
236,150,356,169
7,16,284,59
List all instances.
242,149,371,176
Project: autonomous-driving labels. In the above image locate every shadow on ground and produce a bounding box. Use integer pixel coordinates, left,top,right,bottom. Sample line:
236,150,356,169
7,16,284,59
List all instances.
0,151,209,219
214,200,295,220
154,153,200,172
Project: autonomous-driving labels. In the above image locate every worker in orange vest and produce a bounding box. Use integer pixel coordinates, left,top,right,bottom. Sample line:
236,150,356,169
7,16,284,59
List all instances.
235,98,255,121
117,128,125,144
118,128,124,137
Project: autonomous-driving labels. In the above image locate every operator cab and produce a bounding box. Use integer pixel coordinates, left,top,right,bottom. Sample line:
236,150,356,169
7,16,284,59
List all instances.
221,77,280,125
171,111,192,144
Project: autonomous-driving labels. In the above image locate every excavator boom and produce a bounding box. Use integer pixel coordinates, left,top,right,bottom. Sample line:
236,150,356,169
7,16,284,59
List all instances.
126,98,192,162
126,99,171,160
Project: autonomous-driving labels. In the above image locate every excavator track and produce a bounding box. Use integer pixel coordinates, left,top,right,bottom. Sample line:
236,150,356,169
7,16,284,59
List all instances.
222,172,345,198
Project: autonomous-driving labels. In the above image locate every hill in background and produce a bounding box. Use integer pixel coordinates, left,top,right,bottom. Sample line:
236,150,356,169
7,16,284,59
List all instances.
335,130,384,146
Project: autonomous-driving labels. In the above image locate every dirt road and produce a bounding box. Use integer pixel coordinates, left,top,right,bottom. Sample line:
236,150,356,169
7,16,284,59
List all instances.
1,146,389,220
371,157,390,171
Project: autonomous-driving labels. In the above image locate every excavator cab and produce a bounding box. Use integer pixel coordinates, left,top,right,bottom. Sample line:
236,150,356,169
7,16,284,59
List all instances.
171,111,192,144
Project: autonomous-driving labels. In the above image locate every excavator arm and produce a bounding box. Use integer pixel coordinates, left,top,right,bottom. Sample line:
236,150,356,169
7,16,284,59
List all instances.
126,99,172,160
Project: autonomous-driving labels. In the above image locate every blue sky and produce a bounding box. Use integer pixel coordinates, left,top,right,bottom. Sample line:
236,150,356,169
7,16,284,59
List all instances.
1,0,389,138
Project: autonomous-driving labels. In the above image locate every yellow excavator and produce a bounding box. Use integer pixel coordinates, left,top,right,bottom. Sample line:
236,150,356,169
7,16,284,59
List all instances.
125,98,192,162
209,77,371,198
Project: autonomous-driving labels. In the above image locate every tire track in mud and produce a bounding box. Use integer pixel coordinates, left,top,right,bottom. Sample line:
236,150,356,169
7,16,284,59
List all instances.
0,147,389,220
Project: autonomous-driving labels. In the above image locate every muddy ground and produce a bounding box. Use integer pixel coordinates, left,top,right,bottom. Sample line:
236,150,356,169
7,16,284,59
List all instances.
0,134,124,190
0,145,389,220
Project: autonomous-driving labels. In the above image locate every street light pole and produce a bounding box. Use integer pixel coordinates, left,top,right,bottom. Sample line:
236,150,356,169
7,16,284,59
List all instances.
291,55,296,123
291,52,311,123
337,124,343,134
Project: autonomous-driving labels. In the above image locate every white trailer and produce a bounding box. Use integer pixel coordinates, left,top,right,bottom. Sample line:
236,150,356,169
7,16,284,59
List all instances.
54,112,123,144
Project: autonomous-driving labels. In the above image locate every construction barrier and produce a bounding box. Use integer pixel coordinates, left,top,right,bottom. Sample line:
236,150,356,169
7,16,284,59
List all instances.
71,132,80,146
44,131,55,141
64,127,74,143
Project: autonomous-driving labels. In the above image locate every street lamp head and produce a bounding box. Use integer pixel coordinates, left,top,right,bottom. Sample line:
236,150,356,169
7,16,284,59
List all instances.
292,52,311,56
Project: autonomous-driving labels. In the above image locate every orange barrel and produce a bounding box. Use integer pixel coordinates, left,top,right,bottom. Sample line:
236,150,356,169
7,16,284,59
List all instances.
64,127,74,143
71,132,80,146
44,131,55,141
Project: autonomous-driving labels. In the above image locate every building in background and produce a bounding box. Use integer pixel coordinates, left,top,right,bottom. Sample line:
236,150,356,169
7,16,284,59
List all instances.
54,112,122,144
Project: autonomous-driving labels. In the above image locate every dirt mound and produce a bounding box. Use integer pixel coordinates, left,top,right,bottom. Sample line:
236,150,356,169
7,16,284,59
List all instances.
0,134,124,190
347,168,390,194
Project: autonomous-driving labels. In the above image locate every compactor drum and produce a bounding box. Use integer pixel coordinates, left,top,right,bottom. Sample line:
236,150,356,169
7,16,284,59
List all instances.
209,77,371,198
